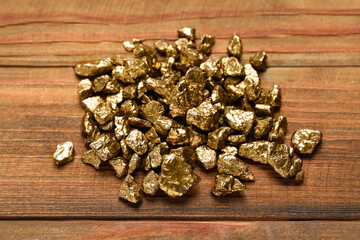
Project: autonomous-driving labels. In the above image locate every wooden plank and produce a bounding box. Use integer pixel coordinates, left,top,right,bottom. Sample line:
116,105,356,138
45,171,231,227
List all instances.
0,220,359,240
0,66,359,220
0,0,359,27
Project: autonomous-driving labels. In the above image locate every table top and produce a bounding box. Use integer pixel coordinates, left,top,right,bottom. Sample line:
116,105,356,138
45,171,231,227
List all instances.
0,0,359,239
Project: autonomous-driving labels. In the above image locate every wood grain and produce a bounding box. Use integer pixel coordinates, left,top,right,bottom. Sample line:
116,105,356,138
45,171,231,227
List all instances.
0,220,359,240
0,66,359,220
0,0,359,223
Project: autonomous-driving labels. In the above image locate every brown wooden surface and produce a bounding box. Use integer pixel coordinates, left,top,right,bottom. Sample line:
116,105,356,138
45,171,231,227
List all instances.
0,220,359,240
0,0,360,238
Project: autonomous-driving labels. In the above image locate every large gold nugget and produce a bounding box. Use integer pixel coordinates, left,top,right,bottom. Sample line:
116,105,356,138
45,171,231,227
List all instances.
53,141,75,166
227,33,242,58
74,58,113,77
195,145,217,170
224,107,255,135
159,153,200,198
78,79,93,100
249,51,267,72
207,126,232,150
119,175,143,204
109,157,128,178
82,150,101,169
268,115,287,143
143,170,160,196
292,129,322,154
217,153,255,181
186,101,220,131
212,174,246,196
89,134,121,161
125,129,148,156
177,27,196,41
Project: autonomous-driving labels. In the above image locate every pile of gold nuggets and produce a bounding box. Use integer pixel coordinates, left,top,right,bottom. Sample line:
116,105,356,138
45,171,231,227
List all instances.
53,27,322,204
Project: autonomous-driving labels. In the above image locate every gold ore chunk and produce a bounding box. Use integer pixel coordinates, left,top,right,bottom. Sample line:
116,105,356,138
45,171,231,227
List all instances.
74,58,113,77
207,126,232,150
249,51,267,72
82,149,101,169
292,129,322,155
217,153,255,181
268,115,287,143
143,170,160,196
128,153,141,175
125,129,148,156
186,101,220,131
224,107,255,135
197,35,215,55
177,27,196,41
78,79,93,100
212,173,246,196
195,145,217,170
159,153,200,198
119,175,143,204
227,33,242,58
89,134,121,161
109,157,128,178
53,141,75,166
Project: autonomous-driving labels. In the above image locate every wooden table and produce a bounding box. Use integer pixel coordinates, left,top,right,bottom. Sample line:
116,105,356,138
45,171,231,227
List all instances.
0,0,359,239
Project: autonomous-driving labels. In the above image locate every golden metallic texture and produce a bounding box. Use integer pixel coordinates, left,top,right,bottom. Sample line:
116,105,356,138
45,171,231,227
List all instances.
145,127,162,144
120,99,139,117
93,75,110,93
221,57,244,77
197,35,215,55
148,142,169,169
109,157,128,178
133,44,157,58
210,85,227,104
195,145,217,170
249,51,267,72
224,107,255,135
166,127,190,146
89,134,121,161
207,126,232,150
217,153,255,181
81,112,100,144
212,173,246,196
93,102,115,125
114,116,130,140
123,38,142,52
106,91,124,111
226,134,246,146
295,170,305,183
254,104,274,117
221,146,238,155
140,100,165,122
118,175,143,204
128,153,141,175
125,129,148,156
177,27,196,41
74,58,113,77
82,149,102,169
188,126,207,148
238,141,271,164
103,76,121,94
120,139,132,160
292,129,322,154
227,33,242,58
153,116,174,136
170,146,198,167
268,115,287,143
143,170,160,196
128,117,152,129
99,120,114,131
154,40,168,54
82,96,104,113
244,63,259,85
267,84,281,107
186,101,220,131
53,141,75,166
159,153,200,198
200,58,223,79
78,79,93,100
175,38,194,51
179,47,205,67
169,67,206,117
254,117,273,140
